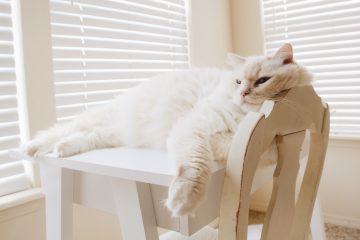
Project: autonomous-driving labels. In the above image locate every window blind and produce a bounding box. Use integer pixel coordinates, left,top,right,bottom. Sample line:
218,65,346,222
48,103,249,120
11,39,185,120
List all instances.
262,0,360,139
0,0,31,196
50,0,190,121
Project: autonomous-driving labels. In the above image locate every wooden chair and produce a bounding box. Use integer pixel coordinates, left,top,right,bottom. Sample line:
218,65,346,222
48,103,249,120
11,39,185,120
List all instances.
13,85,329,240
162,85,330,240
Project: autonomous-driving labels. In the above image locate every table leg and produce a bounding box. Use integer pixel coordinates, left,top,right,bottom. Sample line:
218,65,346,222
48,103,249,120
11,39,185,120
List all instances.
40,162,74,240
111,179,159,240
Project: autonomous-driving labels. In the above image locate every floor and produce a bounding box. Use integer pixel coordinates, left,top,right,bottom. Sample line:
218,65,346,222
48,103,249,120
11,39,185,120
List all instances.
160,211,360,240
249,211,360,240
325,223,360,240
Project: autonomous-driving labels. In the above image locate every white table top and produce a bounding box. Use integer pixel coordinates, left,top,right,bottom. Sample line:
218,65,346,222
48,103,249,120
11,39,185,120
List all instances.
11,148,225,186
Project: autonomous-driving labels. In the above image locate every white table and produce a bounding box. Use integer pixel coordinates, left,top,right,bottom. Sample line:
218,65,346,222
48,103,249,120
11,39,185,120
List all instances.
36,148,226,240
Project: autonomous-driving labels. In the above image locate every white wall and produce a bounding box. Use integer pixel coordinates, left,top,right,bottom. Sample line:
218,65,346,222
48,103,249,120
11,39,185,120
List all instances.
190,0,233,67
0,199,45,240
319,140,360,228
230,0,265,56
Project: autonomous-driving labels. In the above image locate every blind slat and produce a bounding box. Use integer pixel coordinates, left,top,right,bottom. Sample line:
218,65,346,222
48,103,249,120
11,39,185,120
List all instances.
56,101,107,119
54,60,187,71
56,89,127,106
52,36,188,52
54,70,167,82
0,135,20,151
52,17,187,38
52,0,186,22
0,122,19,137
52,3,186,29
0,81,16,95
264,6,360,27
265,15,360,36
55,79,146,93
52,25,187,45
0,161,24,178
0,95,16,108
53,48,188,61
0,173,31,197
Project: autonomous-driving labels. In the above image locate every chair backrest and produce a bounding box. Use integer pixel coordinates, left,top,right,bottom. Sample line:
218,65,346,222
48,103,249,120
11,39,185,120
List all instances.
218,86,330,240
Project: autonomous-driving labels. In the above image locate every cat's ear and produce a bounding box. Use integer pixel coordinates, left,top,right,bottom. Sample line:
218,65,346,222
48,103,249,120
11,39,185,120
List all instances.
227,53,246,68
274,43,293,64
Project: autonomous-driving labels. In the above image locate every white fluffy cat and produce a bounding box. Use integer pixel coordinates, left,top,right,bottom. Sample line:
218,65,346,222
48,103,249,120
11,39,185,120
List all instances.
25,43,311,216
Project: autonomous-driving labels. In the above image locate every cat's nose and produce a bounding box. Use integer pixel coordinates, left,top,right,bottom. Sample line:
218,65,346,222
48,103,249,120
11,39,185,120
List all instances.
242,90,250,97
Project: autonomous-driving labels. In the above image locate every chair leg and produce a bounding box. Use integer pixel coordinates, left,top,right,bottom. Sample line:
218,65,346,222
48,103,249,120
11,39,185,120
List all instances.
310,196,326,240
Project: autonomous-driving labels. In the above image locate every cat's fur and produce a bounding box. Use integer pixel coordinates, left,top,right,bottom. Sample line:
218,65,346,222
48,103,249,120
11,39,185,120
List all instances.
25,44,311,216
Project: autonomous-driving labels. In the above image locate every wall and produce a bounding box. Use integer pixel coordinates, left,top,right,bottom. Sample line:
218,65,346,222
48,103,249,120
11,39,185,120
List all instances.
230,0,265,56
319,140,360,228
0,199,45,240
190,0,233,67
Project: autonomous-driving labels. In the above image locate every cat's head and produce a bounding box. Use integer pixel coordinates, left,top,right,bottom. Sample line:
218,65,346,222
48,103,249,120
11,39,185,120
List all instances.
227,43,312,112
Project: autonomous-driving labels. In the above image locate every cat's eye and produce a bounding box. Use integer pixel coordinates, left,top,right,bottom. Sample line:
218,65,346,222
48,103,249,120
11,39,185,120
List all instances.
236,79,242,84
255,76,271,86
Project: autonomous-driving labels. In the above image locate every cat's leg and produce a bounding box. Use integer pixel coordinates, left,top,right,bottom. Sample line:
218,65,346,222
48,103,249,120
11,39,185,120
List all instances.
24,123,74,157
210,131,234,163
25,104,119,157
165,105,233,216
53,128,121,157
166,125,211,216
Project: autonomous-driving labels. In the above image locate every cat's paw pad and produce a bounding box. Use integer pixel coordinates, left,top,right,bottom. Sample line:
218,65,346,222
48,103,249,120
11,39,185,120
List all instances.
165,173,207,217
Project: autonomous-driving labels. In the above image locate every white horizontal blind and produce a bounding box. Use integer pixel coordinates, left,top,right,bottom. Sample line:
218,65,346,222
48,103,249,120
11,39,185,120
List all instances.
0,0,31,196
50,0,190,121
262,0,360,139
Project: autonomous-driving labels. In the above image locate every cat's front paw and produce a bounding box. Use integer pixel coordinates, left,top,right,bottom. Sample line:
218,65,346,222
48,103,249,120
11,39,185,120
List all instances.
166,167,208,217
23,140,55,157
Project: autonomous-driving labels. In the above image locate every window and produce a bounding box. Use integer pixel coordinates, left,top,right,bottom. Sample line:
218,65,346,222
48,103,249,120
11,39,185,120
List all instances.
0,0,31,196
262,0,360,139
50,0,190,121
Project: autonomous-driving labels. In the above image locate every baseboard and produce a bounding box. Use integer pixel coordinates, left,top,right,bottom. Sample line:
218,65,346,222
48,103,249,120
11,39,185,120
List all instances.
324,214,360,229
